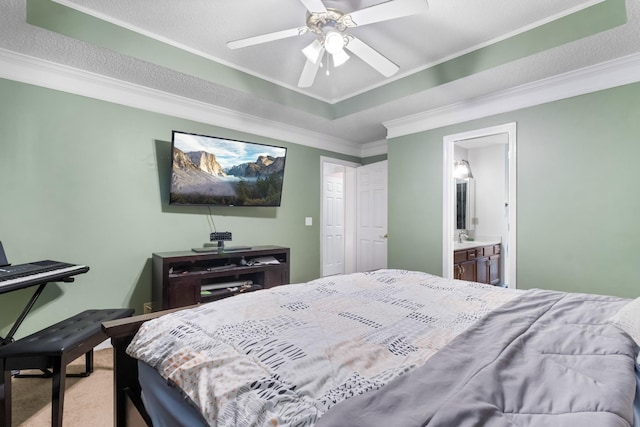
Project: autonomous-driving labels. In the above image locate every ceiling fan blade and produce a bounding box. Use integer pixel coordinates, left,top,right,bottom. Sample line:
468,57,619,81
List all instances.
298,48,325,87
228,27,306,50
300,0,327,14
344,0,428,27
344,36,399,77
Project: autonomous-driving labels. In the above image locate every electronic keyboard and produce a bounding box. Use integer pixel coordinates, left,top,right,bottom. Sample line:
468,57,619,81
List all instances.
0,261,89,295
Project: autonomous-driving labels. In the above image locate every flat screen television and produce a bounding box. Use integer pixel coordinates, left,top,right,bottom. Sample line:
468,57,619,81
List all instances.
169,131,287,206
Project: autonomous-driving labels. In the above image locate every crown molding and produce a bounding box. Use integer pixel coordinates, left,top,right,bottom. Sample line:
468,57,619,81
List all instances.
0,48,364,158
384,51,640,139
360,139,388,158
10,45,639,157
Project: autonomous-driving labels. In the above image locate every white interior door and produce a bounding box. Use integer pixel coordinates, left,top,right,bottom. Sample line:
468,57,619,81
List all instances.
322,163,345,276
357,161,388,272
321,158,358,277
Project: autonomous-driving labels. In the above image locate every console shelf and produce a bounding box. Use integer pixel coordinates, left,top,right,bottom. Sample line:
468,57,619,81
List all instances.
152,245,290,310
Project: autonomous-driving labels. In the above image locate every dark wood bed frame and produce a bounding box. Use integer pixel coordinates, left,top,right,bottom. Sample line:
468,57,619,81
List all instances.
102,306,194,427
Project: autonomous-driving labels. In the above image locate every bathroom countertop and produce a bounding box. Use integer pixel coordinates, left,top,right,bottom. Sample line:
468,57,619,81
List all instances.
453,240,501,251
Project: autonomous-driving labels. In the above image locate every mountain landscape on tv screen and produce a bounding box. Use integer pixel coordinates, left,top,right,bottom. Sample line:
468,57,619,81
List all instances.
170,147,285,206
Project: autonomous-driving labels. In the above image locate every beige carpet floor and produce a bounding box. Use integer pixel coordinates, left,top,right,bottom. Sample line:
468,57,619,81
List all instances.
10,348,113,427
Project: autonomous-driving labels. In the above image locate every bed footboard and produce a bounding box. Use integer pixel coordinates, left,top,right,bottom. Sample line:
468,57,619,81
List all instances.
102,307,192,427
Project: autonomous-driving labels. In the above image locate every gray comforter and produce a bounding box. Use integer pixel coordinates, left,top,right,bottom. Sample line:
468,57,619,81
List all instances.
317,289,638,427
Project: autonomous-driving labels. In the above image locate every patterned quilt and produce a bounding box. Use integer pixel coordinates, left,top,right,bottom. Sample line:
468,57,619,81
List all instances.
127,269,522,426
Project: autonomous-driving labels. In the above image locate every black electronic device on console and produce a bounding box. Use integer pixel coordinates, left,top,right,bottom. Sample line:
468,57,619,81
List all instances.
191,232,251,253
210,232,233,249
210,232,232,241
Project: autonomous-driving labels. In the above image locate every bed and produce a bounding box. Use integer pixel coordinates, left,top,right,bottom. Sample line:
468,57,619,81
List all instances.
102,269,640,427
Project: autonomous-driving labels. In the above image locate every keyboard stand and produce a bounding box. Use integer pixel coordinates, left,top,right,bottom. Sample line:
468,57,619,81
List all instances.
1,283,47,346
0,275,79,347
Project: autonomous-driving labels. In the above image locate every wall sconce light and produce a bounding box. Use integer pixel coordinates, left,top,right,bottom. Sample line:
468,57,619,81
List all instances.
454,159,474,179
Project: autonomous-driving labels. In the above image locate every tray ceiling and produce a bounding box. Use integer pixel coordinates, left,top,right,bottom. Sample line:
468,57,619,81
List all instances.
1,0,639,152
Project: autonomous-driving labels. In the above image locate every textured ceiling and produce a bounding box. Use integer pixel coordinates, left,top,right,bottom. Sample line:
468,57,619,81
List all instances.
1,0,640,151
51,0,605,102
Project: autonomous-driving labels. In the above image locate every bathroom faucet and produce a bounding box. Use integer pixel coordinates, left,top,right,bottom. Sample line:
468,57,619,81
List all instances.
458,231,469,243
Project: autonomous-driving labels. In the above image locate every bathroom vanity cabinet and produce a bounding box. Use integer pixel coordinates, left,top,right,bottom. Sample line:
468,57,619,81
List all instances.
453,243,501,286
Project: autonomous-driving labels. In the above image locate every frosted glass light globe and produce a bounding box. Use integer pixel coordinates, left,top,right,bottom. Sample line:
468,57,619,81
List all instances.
324,31,344,54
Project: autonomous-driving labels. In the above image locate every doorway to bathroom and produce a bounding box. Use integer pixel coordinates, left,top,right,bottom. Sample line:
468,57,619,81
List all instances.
442,123,517,288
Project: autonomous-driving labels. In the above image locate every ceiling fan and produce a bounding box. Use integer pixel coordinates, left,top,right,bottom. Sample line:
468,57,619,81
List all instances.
227,0,429,88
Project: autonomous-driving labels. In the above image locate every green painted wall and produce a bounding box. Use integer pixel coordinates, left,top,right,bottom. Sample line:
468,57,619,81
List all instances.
4,74,639,339
362,154,388,165
0,78,358,338
388,82,640,299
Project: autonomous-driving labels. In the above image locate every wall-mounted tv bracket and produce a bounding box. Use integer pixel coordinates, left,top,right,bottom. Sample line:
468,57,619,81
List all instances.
210,232,232,249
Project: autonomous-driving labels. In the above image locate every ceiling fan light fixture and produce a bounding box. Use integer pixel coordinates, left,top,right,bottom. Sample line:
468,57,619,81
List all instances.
302,39,324,64
332,48,350,67
324,31,345,55
230,1,431,88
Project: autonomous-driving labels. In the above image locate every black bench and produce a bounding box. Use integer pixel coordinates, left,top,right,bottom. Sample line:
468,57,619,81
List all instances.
0,308,134,427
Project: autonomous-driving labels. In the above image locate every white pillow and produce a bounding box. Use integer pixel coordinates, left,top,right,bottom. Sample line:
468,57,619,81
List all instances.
609,297,640,346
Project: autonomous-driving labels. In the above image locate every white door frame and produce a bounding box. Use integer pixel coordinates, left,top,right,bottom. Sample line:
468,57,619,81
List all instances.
442,123,517,288
320,157,360,276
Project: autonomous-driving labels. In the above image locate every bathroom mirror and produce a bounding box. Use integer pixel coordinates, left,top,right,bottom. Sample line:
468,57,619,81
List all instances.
455,178,475,231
